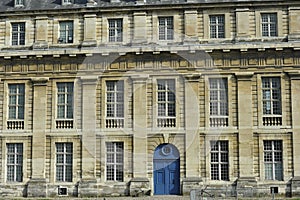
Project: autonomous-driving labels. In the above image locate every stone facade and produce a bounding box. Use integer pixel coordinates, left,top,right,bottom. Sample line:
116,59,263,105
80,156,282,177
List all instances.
0,0,300,198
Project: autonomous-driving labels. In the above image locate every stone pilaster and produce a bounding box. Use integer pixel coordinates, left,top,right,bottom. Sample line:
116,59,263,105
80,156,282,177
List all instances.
288,7,300,41
235,72,257,197
33,16,48,49
235,8,250,41
27,77,49,197
130,75,149,194
184,10,198,43
78,76,98,197
133,12,147,44
288,71,300,196
81,14,97,47
183,74,202,195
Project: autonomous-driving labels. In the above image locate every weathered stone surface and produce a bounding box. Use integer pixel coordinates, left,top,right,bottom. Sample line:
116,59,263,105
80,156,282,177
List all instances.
27,178,47,197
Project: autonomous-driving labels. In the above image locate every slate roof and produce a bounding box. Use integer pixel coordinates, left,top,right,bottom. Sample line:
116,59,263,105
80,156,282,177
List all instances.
0,0,291,13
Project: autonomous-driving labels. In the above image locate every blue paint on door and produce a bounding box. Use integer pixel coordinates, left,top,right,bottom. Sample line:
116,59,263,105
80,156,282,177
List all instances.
153,144,180,195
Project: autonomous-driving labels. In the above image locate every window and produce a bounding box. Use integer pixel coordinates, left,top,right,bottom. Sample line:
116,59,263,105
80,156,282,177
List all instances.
209,78,228,127
210,141,229,181
8,84,25,120
108,19,123,42
264,140,283,181
7,143,23,182
209,15,225,39
106,142,124,181
62,0,72,5
56,143,73,182
262,77,282,126
7,84,25,129
56,82,73,129
261,13,277,37
158,17,174,40
157,79,176,127
15,0,24,7
106,81,124,128
11,22,25,46
59,21,73,44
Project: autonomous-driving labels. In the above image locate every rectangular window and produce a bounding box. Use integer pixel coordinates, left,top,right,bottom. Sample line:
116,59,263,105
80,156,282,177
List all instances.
57,83,73,119
264,140,283,181
56,83,73,129
62,0,72,5
106,80,124,128
261,13,277,37
11,22,25,46
106,142,124,181
8,84,25,120
108,19,123,42
15,0,24,6
7,143,23,182
209,78,228,127
158,17,174,40
262,77,282,126
7,84,25,130
157,79,176,127
59,21,73,43
209,15,225,39
56,143,73,182
210,141,229,181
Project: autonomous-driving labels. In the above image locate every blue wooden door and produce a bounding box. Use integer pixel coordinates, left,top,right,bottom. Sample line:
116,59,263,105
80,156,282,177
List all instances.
154,144,180,195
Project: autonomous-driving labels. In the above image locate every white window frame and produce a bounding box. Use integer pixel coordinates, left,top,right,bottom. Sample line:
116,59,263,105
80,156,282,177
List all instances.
59,21,74,44
157,79,176,127
262,77,281,115
106,142,124,182
209,78,228,127
14,0,24,7
8,84,25,120
55,82,74,129
7,143,23,182
56,143,73,182
158,16,174,41
261,13,278,37
108,19,123,42
11,22,25,46
209,15,225,39
261,77,282,126
263,140,283,181
62,0,72,5
210,141,229,181
57,82,74,120
105,80,124,128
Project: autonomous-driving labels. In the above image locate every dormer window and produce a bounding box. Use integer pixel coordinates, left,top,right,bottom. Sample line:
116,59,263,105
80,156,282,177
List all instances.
15,0,24,7
62,0,72,5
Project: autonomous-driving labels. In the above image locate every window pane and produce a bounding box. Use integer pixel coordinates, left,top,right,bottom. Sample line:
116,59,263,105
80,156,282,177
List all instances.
275,163,283,181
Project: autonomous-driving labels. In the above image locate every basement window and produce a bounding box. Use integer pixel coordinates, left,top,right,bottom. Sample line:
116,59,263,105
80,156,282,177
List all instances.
58,187,68,196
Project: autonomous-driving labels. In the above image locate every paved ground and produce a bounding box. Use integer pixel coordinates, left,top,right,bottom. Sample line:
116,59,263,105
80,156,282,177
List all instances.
6,196,300,200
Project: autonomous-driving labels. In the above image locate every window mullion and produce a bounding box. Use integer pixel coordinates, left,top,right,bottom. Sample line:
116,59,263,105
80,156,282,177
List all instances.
14,145,17,181
114,84,117,118
218,142,221,180
272,141,275,180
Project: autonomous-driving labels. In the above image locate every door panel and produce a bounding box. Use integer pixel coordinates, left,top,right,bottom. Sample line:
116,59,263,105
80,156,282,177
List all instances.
154,144,180,195
154,159,180,195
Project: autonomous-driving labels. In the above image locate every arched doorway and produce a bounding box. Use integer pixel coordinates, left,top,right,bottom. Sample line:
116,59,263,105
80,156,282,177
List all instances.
153,143,180,195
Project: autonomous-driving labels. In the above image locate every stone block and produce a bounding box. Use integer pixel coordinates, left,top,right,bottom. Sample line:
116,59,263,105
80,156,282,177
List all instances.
236,177,257,198
182,177,202,195
26,178,47,197
129,177,150,197
291,176,300,196
78,178,98,197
